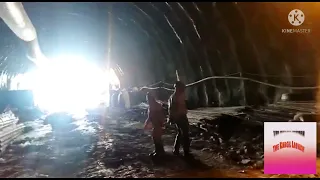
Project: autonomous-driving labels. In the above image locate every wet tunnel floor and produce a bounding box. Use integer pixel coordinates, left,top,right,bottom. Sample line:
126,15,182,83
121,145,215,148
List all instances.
0,110,319,178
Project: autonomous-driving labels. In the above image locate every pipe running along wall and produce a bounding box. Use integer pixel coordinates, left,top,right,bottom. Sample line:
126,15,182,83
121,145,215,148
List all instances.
0,2,47,67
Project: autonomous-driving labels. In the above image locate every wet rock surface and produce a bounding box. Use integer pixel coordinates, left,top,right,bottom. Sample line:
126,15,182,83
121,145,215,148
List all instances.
0,107,266,178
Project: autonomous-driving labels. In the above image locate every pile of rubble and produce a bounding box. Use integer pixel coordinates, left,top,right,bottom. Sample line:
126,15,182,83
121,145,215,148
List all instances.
187,113,264,167
0,110,25,155
118,105,265,168
0,106,47,156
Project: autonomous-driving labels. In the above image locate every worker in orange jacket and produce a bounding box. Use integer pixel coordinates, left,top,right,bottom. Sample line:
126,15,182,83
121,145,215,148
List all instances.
144,92,165,157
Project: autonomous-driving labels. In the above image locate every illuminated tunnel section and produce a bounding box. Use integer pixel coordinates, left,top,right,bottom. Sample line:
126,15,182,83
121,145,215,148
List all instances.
0,2,319,108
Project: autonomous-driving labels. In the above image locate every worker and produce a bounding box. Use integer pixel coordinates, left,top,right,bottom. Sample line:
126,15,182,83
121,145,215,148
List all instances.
168,81,191,157
144,92,165,157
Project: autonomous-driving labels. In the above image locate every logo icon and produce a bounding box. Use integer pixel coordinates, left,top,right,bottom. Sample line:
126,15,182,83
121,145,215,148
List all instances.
288,9,305,26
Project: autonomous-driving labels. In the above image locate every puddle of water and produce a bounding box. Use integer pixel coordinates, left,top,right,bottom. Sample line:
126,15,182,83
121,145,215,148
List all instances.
123,122,143,129
16,121,52,142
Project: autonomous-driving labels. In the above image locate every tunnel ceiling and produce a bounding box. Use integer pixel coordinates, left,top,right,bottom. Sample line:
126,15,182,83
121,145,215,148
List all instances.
1,2,320,106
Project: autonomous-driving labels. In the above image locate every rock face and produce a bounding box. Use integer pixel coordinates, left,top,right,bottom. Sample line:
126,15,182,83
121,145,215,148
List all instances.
120,3,317,106
2,3,319,108
108,2,318,107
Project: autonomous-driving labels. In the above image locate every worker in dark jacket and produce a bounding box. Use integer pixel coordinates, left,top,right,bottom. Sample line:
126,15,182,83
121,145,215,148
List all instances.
168,81,191,157
144,92,165,157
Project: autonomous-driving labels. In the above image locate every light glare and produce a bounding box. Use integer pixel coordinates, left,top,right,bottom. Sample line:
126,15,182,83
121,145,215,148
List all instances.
27,55,119,114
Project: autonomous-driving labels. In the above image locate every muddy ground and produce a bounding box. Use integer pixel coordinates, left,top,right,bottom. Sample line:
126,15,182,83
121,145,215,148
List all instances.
0,106,271,178
8,103,320,178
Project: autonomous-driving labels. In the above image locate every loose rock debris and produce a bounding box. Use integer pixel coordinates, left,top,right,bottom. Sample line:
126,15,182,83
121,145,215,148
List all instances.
0,106,268,178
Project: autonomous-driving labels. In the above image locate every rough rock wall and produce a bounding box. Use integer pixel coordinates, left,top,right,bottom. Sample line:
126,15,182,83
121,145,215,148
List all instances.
1,2,319,108
111,2,319,107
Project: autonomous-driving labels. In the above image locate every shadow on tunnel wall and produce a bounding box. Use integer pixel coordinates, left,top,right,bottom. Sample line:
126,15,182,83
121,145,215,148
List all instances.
2,2,320,108
109,2,320,107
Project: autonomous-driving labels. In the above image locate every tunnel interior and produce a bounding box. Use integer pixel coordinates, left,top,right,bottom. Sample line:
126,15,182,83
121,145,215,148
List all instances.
1,2,320,108
1,2,320,178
